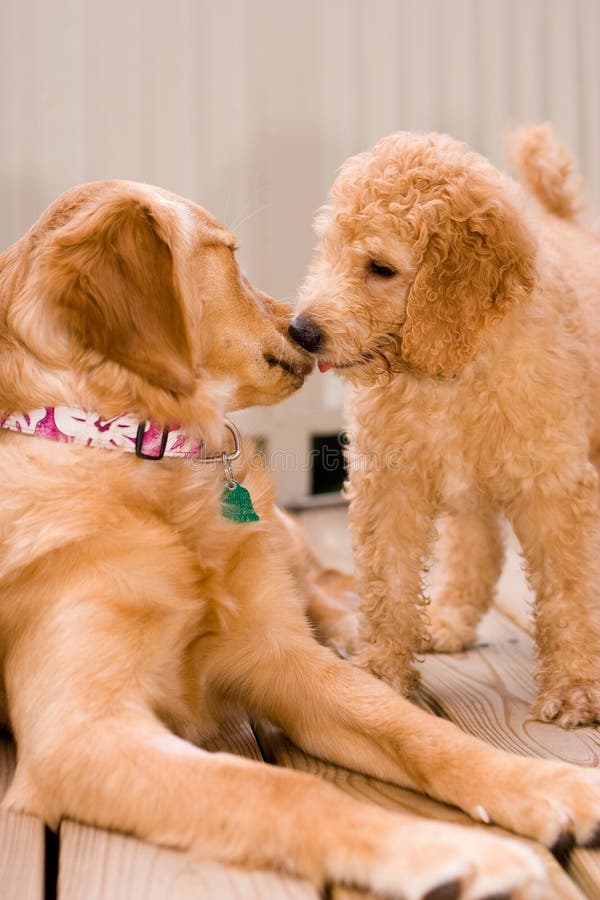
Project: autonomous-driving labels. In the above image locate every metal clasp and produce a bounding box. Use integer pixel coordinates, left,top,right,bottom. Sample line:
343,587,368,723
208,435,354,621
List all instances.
197,419,242,486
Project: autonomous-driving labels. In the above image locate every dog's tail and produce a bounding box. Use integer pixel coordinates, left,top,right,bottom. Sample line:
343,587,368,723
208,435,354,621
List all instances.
506,123,585,221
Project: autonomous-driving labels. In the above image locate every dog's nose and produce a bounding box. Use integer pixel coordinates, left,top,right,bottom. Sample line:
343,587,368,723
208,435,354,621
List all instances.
288,315,322,354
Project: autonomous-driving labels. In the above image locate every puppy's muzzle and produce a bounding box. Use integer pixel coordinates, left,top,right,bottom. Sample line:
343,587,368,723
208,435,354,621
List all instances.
288,315,322,354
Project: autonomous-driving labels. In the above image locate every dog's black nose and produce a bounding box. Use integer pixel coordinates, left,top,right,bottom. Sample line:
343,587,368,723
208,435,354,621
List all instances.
288,315,322,354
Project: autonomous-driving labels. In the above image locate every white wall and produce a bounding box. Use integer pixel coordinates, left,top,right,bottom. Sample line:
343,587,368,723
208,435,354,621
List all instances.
2,0,599,500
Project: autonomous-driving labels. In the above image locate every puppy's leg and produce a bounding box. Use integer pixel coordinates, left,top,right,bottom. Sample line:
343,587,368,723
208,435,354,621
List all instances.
508,462,600,727
209,604,600,858
426,511,504,652
5,631,545,898
348,469,435,693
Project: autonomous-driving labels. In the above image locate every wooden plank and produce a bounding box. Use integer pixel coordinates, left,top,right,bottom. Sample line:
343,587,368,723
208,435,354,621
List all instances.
0,734,46,900
57,719,317,900
58,826,315,900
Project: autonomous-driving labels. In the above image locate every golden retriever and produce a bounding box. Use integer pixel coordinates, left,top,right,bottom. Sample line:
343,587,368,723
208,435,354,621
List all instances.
291,124,600,729
2,179,600,898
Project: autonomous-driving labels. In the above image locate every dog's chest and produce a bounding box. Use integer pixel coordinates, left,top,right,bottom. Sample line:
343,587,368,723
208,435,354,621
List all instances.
349,378,487,513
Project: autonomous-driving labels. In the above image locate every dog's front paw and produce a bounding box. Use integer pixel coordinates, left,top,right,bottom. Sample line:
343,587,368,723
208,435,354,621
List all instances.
328,808,548,900
370,821,547,900
532,682,600,728
460,756,600,855
424,605,478,653
497,759,600,851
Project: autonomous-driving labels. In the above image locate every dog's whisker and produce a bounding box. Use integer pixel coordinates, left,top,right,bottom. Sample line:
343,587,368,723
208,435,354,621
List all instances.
229,203,271,233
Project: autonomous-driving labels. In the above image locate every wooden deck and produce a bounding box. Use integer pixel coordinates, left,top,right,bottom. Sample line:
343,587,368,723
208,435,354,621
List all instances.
2,506,600,898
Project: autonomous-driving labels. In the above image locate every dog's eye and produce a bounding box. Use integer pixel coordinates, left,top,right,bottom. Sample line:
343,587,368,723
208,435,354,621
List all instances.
368,261,397,278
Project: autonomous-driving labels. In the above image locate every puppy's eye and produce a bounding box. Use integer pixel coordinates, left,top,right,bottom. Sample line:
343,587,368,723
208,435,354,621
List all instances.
368,261,396,278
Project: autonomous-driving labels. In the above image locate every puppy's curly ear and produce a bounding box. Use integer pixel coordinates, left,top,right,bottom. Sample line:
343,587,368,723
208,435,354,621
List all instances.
40,194,195,395
401,190,537,378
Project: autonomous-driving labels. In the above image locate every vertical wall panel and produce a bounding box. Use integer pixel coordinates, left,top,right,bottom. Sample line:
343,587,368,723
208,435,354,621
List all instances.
242,0,324,298
356,0,402,148
476,0,512,167
545,0,582,163
577,0,600,209
83,0,147,181
511,0,545,127
0,0,23,242
193,0,248,229
36,1,87,200
316,0,361,198
139,0,198,196
396,0,440,135
437,0,479,147
0,0,44,244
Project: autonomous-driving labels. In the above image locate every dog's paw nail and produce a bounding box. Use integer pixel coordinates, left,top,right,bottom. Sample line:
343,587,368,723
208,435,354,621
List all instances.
540,699,561,720
583,823,600,848
559,713,582,729
423,879,462,900
551,829,575,863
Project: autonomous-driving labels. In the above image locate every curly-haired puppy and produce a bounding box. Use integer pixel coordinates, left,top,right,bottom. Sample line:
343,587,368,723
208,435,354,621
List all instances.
291,125,600,728
9,180,600,895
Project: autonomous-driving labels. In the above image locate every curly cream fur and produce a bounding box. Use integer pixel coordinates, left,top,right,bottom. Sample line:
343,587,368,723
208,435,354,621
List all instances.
298,127,600,727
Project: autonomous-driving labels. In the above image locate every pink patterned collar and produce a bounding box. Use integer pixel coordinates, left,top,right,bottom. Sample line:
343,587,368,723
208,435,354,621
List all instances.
0,406,204,460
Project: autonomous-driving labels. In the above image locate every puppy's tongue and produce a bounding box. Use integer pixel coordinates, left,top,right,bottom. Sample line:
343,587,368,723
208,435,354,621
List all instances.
318,360,333,373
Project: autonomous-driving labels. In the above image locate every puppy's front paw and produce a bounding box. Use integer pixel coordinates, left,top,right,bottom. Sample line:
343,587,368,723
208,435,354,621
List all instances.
532,682,600,728
424,605,478,653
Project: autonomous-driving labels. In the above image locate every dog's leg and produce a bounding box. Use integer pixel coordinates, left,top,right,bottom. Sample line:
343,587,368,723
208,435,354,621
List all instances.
507,462,600,727
275,508,359,656
208,606,600,858
348,469,435,694
5,637,547,898
426,511,504,652
303,571,359,657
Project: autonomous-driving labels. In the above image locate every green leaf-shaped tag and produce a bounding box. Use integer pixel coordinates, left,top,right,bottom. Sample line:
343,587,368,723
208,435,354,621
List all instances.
221,481,260,523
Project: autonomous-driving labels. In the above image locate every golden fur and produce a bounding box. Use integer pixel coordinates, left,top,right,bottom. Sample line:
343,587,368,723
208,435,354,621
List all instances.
296,124,600,729
3,180,600,897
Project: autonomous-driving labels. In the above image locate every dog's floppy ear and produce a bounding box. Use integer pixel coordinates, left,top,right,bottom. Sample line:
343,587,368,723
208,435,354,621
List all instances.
39,193,195,395
401,189,537,378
